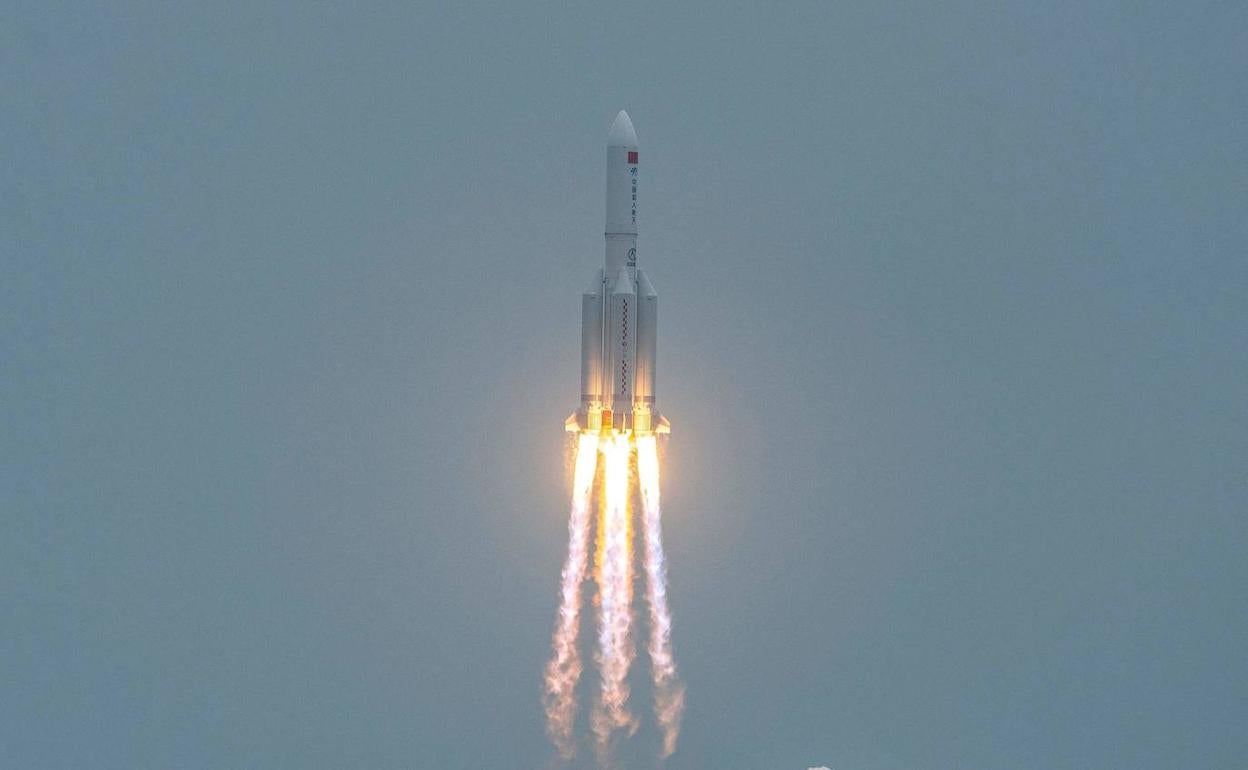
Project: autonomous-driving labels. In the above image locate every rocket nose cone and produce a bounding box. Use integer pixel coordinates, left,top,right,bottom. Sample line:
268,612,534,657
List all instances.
608,110,637,147
636,268,658,298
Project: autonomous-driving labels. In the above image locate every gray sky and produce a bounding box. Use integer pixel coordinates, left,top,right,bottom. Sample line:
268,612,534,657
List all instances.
4,2,1246,768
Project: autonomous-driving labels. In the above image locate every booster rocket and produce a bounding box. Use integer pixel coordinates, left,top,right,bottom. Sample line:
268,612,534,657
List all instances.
566,111,670,437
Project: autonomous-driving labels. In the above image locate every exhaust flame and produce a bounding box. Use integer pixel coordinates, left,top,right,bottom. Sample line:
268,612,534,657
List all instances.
592,433,638,764
543,430,682,766
637,434,685,757
542,433,601,758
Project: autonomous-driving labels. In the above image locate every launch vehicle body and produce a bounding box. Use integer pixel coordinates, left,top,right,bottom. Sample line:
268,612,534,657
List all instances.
566,111,669,437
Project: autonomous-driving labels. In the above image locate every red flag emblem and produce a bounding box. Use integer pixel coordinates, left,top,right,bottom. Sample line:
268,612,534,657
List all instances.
628,151,638,164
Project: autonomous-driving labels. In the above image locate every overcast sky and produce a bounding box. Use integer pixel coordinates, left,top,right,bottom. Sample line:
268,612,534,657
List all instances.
4,2,1246,768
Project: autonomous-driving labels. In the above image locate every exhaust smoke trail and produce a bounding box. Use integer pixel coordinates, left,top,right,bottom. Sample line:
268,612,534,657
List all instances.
543,431,683,765
637,434,685,757
543,433,601,759
592,433,638,764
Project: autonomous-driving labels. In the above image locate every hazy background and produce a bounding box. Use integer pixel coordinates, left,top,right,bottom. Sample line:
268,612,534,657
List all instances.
4,2,1246,768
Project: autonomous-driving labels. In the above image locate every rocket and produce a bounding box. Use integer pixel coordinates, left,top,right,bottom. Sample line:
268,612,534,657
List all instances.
566,111,670,437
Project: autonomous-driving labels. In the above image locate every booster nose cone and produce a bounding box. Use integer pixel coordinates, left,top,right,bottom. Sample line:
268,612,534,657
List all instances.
611,266,635,296
607,110,638,147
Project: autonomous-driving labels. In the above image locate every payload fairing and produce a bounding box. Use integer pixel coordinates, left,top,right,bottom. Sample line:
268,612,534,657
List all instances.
566,111,670,436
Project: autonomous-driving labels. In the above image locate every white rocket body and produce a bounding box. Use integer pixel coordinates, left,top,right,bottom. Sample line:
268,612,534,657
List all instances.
566,111,668,436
